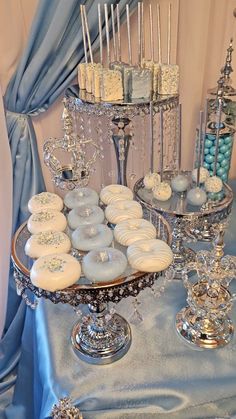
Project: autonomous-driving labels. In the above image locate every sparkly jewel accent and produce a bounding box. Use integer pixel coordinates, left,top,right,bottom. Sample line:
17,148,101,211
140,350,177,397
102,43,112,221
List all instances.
31,211,54,222
41,257,66,273
51,397,83,419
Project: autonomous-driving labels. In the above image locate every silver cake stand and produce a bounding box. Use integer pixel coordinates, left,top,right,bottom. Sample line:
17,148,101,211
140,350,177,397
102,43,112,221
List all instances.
134,171,233,279
64,85,179,186
12,214,171,365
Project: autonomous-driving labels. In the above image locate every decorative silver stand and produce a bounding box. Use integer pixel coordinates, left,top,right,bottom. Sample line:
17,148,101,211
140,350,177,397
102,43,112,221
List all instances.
64,85,179,187
12,212,172,364
134,171,233,279
176,226,236,348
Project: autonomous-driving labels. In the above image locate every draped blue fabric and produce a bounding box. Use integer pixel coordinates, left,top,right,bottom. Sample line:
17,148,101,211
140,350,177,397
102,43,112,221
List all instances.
1,0,138,414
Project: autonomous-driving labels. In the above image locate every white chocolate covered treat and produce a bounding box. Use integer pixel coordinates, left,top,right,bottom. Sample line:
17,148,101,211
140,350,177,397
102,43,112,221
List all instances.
171,174,189,193
105,200,143,224
78,63,87,90
187,187,207,206
64,187,99,209
72,224,113,251
28,192,63,213
158,64,179,95
143,172,160,190
27,210,67,235
192,167,210,184
25,231,71,259
82,247,127,282
131,68,152,100
127,239,173,272
114,218,156,247
30,253,81,291
85,63,96,93
153,182,172,201
110,63,132,97
92,66,103,98
205,176,223,193
101,70,123,101
100,184,133,205
67,205,104,230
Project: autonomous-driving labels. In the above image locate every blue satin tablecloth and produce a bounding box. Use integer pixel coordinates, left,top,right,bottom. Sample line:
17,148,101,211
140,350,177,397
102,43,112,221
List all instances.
5,182,236,419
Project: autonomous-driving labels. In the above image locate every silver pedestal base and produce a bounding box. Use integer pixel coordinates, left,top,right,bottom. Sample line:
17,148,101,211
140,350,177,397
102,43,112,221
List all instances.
71,313,131,365
176,307,234,349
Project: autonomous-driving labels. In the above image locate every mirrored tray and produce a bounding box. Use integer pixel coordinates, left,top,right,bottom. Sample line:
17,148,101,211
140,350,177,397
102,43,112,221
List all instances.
12,214,172,364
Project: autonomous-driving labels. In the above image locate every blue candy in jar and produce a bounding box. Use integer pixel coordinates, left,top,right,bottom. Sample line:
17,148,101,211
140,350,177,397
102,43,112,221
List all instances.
224,136,232,145
217,153,224,163
205,139,213,148
205,154,214,164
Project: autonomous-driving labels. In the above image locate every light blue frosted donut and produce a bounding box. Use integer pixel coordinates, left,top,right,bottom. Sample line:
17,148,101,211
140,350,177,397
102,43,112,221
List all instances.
72,224,113,251
68,205,104,230
82,247,127,282
64,187,99,209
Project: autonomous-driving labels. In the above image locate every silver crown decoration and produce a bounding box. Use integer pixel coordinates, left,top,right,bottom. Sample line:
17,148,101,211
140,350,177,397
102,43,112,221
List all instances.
51,397,83,419
44,100,102,190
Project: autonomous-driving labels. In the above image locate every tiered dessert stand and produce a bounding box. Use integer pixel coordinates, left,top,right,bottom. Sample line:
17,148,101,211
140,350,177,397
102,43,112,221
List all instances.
12,211,172,365
63,86,179,187
134,170,233,279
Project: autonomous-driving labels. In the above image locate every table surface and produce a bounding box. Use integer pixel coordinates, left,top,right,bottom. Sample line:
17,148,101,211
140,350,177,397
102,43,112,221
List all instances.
6,182,236,419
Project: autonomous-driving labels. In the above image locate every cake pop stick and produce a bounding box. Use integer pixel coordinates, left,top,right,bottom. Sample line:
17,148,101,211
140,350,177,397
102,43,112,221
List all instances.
149,4,154,62
157,3,162,63
196,110,203,187
111,4,117,62
83,5,93,64
126,4,132,65
201,101,208,166
213,99,223,176
116,4,121,62
98,4,103,64
160,108,164,182
141,2,144,62
80,5,88,63
150,101,154,172
104,4,110,65
178,103,182,173
138,2,142,65
167,3,171,65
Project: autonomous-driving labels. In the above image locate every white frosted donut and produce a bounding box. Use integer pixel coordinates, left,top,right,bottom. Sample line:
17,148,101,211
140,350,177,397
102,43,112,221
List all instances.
127,239,173,272
153,182,172,201
100,184,133,205
72,224,113,251
68,205,104,230
82,247,127,282
30,253,81,291
192,167,210,184
205,176,223,193
28,192,63,213
64,187,99,209
114,219,156,247
143,172,160,190
105,200,143,224
27,210,67,234
25,231,71,259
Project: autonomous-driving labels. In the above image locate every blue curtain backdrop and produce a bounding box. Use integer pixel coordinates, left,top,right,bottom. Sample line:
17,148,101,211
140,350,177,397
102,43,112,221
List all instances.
1,0,138,416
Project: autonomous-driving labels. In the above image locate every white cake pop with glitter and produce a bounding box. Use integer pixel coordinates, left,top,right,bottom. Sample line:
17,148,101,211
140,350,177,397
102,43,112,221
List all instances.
153,182,172,201
143,172,160,190
204,176,223,193
192,167,210,184
171,174,189,193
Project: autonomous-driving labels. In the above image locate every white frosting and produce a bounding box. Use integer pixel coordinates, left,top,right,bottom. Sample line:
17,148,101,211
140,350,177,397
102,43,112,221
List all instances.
127,239,173,272
30,253,81,291
68,205,104,230
72,224,113,251
64,187,99,209
82,247,127,282
114,218,156,247
187,187,207,206
153,182,172,201
28,192,63,213
192,167,210,184
100,184,133,205
205,176,223,193
27,210,67,234
143,172,160,190
25,231,71,259
105,200,143,224
171,175,189,193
